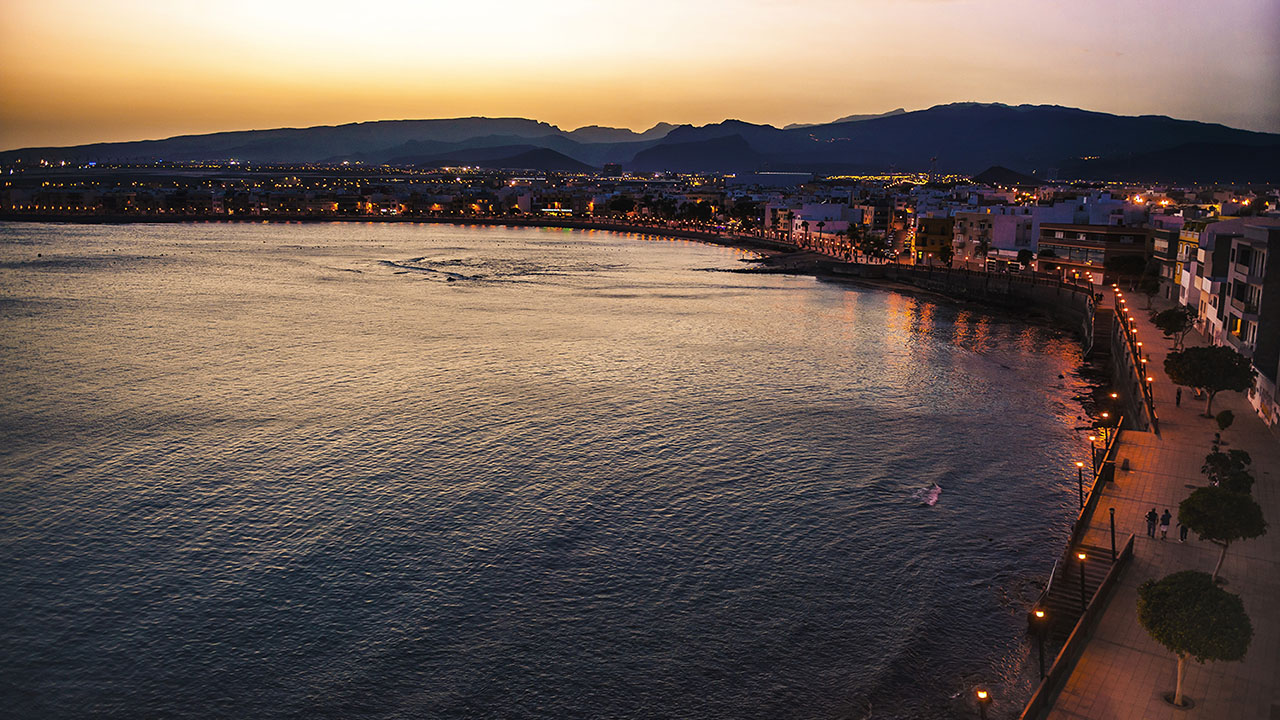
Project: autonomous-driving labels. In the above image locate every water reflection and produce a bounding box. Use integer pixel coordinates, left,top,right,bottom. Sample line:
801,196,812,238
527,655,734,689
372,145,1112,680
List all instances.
0,221,1088,720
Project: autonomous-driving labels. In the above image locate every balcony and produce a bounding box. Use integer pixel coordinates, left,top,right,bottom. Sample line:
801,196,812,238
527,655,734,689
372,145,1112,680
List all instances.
1230,296,1259,317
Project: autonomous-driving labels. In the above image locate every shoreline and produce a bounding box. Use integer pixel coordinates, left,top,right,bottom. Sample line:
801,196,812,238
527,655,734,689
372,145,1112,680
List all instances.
0,212,1093,335
0,211,796,255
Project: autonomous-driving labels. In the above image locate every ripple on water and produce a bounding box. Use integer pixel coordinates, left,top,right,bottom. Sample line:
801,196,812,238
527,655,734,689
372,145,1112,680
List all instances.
0,221,1086,719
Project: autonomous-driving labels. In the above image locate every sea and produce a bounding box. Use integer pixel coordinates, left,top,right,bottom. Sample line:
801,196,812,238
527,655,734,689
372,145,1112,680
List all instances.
0,221,1090,719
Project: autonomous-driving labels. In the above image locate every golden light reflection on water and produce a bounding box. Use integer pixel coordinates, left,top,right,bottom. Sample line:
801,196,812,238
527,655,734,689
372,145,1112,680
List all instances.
0,220,1093,719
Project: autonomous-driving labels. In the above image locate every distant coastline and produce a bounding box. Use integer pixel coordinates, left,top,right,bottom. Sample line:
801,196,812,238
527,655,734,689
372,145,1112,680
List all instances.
0,211,794,253
1,211,1097,343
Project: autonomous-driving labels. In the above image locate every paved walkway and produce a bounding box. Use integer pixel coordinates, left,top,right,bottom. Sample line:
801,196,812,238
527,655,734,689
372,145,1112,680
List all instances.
1044,292,1280,719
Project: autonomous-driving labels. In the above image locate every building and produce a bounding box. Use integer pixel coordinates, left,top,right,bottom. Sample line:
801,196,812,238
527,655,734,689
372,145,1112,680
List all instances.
912,216,954,263
1036,223,1148,287
1221,225,1279,426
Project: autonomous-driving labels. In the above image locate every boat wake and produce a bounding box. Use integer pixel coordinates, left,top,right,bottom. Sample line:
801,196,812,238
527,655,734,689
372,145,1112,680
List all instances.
912,483,942,506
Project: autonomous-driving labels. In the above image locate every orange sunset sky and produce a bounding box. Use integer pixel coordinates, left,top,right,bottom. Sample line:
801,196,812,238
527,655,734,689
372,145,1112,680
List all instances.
2,0,1278,150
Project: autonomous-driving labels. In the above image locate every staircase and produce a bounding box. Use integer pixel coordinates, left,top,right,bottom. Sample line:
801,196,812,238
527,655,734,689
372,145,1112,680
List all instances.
1089,309,1115,360
1038,544,1118,640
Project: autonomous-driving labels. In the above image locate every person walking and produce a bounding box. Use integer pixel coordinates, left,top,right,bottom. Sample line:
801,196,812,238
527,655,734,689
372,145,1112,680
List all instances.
1159,509,1172,540
1175,387,1182,407
1145,508,1158,538
1178,521,1189,543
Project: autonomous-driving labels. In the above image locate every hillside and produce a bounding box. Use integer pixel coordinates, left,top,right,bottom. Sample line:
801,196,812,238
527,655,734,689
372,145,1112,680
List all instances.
3,104,1276,181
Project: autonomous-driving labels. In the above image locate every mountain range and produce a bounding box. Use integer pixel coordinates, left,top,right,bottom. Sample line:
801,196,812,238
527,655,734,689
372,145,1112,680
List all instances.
4,103,1277,183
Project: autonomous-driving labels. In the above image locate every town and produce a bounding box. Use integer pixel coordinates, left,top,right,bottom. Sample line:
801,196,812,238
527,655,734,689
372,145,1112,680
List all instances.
5,160,1276,428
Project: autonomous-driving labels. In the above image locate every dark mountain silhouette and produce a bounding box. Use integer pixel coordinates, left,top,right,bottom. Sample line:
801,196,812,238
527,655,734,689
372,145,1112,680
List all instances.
784,108,907,130
1057,142,1280,184
788,103,1278,173
972,166,1043,185
628,135,765,173
3,103,1276,181
564,122,676,143
395,145,594,172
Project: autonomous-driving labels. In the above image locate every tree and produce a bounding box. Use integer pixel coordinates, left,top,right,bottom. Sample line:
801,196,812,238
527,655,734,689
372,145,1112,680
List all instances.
607,195,636,214
937,244,955,267
1178,486,1267,581
1106,254,1148,287
1137,570,1252,708
1164,346,1256,416
1037,248,1057,271
1152,306,1198,350
975,238,991,263
816,220,826,239
1201,449,1254,494
1139,272,1162,308
1017,248,1034,268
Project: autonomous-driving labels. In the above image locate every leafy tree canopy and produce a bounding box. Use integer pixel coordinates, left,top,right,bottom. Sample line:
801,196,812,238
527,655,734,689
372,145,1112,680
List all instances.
1017,248,1034,267
937,244,955,266
1164,346,1256,414
607,195,636,213
1179,486,1267,545
1139,272,1162,298
1138,570,1252,664
1106,253,1148,278
1202,449,1254,494
1152,306,1198,349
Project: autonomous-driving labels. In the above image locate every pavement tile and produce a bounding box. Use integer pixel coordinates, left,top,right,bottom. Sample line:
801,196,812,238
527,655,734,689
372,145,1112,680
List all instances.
1040,293,1279,720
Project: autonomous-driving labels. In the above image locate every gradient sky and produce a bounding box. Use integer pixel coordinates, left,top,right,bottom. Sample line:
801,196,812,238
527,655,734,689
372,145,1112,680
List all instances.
2,0,1278,150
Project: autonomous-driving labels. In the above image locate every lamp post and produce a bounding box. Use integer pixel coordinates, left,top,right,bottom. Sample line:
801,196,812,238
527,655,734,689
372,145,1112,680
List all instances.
1076,461,1086,508
1088,435,1098,470
976,689,991,720
1109,507,1117,561
1077,551,1088,611
1032,609,1048,679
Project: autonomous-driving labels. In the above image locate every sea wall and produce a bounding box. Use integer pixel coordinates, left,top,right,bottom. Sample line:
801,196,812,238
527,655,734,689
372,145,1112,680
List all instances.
822,262,1097,345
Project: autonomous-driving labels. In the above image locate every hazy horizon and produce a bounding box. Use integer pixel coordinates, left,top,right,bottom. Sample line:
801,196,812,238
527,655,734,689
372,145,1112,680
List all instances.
3,0,1278,150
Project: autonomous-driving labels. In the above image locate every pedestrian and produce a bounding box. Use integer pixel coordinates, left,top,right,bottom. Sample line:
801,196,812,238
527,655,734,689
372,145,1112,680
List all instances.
1145,508,1158,538
1175,387,1182,407
1159,509,1172,540
1178,521,1189,543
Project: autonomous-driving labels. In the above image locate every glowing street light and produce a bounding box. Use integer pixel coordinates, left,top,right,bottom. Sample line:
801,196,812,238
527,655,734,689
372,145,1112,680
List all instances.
1077,551,1088,611
1032,609,1048,678
1076,461,1087,508
976,689,992,720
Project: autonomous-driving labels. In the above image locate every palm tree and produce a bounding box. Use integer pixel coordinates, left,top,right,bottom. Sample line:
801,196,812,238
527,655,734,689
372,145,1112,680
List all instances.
817,221,826,240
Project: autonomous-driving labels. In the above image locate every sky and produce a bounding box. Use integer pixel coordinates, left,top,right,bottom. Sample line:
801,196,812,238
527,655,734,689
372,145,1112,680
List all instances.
2,0,1278,150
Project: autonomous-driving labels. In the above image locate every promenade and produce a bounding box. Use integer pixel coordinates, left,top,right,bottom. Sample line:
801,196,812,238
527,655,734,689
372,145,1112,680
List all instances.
1043,293,1280,719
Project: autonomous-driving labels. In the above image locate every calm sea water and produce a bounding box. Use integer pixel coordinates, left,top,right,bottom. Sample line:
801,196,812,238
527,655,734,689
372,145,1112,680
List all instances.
0,221,1089,719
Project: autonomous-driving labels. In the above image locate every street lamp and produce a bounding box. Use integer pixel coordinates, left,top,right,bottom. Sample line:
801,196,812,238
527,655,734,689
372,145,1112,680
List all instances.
1109,507,1117,560
1032,609,1048,678
1076,461,1086,508
1077,551,1088,611
976,689,991,720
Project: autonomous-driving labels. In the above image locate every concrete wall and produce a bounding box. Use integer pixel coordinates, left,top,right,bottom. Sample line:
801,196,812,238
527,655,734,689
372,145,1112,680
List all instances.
825,262,1097,345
